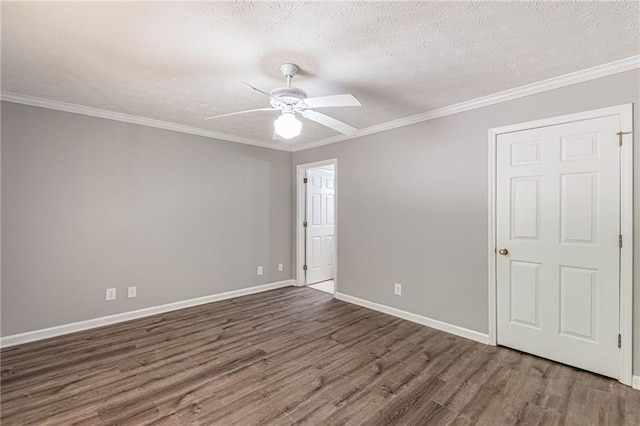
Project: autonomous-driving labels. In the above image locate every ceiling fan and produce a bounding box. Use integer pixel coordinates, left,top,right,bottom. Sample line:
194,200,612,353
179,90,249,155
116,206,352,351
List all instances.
205,63,361,140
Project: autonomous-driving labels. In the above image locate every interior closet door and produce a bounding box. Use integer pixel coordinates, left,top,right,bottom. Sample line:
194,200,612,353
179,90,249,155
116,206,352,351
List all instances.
496,115,620,378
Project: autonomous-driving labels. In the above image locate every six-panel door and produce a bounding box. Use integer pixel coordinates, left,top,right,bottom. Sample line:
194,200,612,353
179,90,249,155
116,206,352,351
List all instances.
305,168,336,285
496,115,620,379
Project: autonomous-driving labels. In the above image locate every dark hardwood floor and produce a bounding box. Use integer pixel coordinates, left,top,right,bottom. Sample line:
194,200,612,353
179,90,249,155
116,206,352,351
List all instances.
1,286,639,425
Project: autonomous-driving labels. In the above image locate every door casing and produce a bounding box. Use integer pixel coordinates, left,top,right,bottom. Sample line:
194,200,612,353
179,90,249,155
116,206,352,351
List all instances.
487,104,633,386
296,158,338,290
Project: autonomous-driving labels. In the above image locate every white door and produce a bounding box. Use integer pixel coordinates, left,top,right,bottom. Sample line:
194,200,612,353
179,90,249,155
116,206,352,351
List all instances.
496,115,620,379
305,168,335,285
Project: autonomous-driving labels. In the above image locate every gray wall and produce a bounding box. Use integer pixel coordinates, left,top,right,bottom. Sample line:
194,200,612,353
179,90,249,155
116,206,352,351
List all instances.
1,102,293,336
292,70,640,373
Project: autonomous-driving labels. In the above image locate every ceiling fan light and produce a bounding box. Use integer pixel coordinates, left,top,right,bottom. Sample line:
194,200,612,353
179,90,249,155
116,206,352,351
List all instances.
274,112,302,139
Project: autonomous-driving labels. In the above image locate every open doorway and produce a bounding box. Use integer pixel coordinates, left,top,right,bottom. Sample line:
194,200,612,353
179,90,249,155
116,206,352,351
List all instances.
296,159,337,295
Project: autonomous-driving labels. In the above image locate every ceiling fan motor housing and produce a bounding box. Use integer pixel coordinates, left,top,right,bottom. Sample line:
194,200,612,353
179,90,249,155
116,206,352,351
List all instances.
269,87,307,108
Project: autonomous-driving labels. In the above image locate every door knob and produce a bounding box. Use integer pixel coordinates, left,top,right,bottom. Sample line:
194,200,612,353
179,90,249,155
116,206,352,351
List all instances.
498,248,509,256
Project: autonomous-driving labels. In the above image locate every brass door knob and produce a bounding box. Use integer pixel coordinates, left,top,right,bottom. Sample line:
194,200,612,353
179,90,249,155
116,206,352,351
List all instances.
498,248,509,256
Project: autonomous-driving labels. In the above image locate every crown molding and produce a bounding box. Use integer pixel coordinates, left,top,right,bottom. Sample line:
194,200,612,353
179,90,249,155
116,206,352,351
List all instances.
2,55,638,153
0,92,291,152
291,55,640,152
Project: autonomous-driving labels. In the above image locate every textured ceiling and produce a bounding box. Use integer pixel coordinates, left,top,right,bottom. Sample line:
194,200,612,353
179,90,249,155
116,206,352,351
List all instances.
2,2,639,147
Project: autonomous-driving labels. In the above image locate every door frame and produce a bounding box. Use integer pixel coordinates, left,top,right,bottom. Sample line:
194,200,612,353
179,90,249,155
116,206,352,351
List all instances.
487,104,634,386
295,158,338,291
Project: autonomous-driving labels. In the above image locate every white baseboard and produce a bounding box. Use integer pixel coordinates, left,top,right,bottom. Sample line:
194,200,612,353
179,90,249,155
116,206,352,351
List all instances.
334,292,490,345
633,375,640,391
0,280,294,348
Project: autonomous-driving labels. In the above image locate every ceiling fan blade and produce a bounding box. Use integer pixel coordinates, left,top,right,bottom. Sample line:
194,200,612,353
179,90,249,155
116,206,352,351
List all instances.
303,94,361,108
204,108,276,120
302,110,358,135
236,80,283,104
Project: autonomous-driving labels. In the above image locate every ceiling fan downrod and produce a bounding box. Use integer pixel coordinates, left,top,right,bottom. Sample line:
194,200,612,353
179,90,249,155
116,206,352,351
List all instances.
280,63,298,88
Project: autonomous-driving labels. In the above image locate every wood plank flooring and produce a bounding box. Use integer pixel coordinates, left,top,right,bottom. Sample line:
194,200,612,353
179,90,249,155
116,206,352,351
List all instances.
1,286,639,425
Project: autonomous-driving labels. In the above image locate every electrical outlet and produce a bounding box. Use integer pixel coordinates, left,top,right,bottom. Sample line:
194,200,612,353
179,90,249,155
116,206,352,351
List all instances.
278,263,283,272
128,286,137,298
257,266,263,276
106,288,117,301
394,283,402,296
